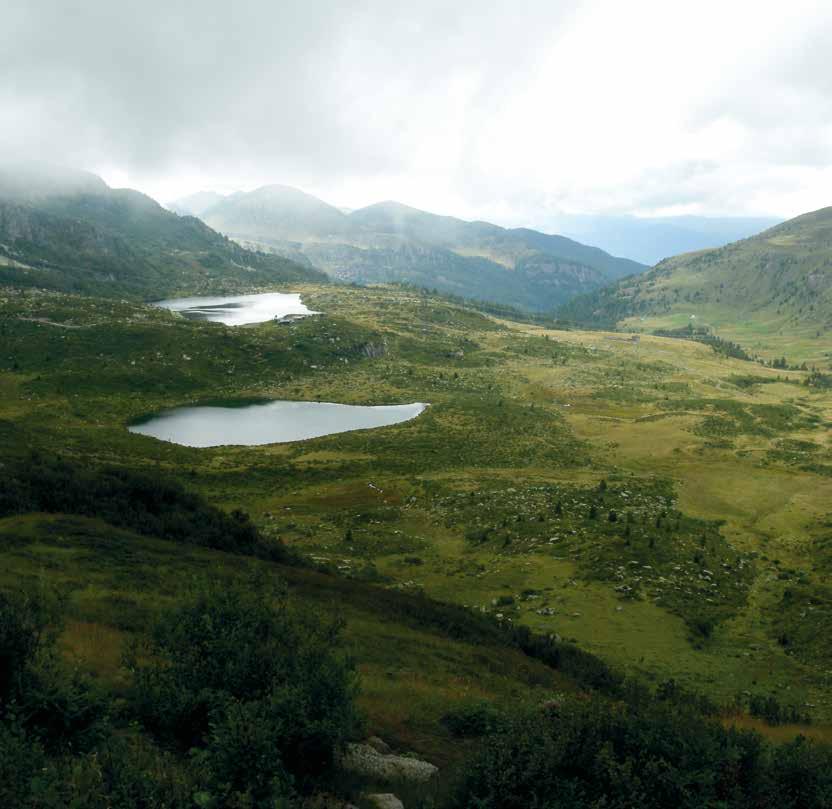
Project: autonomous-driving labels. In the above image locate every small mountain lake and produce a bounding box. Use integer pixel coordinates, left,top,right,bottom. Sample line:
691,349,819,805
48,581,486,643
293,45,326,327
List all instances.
128,400,429,447
154,292,316,326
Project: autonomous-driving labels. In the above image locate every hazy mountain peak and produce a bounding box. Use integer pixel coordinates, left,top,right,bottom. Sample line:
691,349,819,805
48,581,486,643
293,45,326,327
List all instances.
200,183,349,243
0,162,109,202
0,168,325,298
355,199,426,214
167,190,226,217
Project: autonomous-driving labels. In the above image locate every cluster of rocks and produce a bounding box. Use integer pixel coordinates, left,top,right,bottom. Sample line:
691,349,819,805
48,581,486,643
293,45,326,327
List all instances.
329,735,438,809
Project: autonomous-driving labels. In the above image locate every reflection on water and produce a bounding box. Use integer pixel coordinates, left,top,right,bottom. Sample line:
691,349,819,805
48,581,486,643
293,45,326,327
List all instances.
154,292,316,326
128,400,429,447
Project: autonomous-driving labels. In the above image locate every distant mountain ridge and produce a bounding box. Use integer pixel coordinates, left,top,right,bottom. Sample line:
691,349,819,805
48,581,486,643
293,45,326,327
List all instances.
172,186,646,311
0,166,325,299
559,205,832,365
551,214,781,266
167,190,225,217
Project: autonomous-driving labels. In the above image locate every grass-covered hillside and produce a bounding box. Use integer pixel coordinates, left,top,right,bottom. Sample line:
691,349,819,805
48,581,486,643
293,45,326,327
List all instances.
0,165,325,300
3,283,832,713
560,206,832,368
4,282,832,805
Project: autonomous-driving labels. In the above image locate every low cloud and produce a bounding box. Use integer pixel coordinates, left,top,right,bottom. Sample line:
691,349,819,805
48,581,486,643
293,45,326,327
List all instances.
3,0,831,221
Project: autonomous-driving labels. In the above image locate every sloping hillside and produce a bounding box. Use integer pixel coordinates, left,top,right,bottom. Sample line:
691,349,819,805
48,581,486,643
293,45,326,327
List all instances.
188,187,645,311
0,166,325,299
560,206,832,366
350,201,644,280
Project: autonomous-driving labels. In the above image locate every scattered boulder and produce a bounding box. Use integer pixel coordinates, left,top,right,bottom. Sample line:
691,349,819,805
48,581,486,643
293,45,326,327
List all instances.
340,743,438,783
302,795,359,809
364,795,404,809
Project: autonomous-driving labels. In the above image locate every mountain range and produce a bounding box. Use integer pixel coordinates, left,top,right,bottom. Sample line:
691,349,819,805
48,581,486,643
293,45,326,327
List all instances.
0,165,325,299
171,185,647,312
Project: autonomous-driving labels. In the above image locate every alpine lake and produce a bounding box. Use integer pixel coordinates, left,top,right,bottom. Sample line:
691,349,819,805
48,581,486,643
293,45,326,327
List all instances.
140,292,428,446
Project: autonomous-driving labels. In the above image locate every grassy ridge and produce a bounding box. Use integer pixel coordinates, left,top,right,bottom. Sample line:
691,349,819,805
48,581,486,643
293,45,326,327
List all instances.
559,206,832,368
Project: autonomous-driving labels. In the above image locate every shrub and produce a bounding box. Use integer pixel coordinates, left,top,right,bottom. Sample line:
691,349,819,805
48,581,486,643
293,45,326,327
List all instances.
0,719,49,808
0,588,53,702
453,698,832,809
197,699,294,808
0,452,282,559
441,700,506,738
128,573,361,793
55,733,197,809
0,585,106,755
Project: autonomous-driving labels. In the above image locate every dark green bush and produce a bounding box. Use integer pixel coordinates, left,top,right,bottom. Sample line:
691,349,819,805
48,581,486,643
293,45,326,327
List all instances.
0,588,54,702
453,698,832,809
0,586,106,755
0,452,282,559
197,699,294,808
129,573,361,794
0,719,49,808
441,700,507,738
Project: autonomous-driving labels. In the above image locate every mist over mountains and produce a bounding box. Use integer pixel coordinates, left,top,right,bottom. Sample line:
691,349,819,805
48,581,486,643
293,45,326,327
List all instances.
0,162,790,319
0,165,324,298
170,185,646,312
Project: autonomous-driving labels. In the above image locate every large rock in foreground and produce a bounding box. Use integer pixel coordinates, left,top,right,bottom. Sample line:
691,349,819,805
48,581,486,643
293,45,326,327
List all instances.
363,795,404,809
339,742,438,783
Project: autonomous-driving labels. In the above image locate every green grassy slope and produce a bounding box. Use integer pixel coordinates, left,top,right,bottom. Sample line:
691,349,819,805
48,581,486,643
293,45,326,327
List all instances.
0,166,325,299
3,283,832,729
0,511,580,770
559,206,832,367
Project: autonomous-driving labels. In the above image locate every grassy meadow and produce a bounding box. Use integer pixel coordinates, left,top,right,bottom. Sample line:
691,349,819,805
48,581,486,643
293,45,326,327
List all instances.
2,281,832,747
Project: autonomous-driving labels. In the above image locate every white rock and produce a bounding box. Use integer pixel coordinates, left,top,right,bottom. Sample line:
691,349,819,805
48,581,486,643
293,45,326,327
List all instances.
364,794,404,809
340,743,438,783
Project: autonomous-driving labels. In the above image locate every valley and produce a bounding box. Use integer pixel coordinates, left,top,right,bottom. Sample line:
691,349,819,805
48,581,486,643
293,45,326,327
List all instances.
7,3,832,803
3,281,832,731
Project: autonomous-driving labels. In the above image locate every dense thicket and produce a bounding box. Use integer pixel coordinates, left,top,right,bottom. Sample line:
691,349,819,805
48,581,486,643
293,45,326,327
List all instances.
129,575,360,804
454,700,832,809
1,578,360,808
0,452,282,558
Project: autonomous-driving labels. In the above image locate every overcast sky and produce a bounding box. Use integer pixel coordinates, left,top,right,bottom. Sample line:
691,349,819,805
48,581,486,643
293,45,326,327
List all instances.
3,0,832,226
